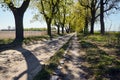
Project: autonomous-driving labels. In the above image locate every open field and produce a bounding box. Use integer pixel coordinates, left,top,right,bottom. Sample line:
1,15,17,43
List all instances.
0,31,47,39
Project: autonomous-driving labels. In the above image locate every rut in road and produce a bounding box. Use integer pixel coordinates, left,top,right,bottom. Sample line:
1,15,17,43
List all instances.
60,34,87,80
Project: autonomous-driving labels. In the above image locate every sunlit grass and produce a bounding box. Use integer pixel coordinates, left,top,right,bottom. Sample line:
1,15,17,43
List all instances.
78,33,120,80
0,39,13,44
84,48,120,79
23,35,49,44
0,34,60,45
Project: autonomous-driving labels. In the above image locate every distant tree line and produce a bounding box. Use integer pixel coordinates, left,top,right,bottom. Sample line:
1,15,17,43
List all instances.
24,28,47,31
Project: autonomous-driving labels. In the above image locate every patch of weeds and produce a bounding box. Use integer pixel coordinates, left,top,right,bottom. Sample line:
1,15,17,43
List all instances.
80,41,97,48
116,50,120,56
77,33,120,80
83,46,120,79
0,35,50,45
83,35,107,42
0,39,13,44
103,44,115,48
85,49,107,64
77,33,84,40
116,45,120,49
106,66,120,75
49,49,64,64
33,66,50,80
23,35,49,44
115,32,120,44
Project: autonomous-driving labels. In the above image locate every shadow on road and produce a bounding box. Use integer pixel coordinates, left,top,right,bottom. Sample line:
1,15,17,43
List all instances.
0,44,42,80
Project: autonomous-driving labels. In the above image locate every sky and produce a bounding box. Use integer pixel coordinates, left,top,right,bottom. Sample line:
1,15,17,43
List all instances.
0,6,47,30
0,4,120,31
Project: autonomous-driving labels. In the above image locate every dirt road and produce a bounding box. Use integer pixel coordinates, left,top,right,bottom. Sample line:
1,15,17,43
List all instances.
0,34,73,80
57,34,87,80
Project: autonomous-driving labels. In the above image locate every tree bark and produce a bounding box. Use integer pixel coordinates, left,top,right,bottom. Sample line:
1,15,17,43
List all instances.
13,10,24,43
90,18,95,34
47,20,52,39
57,25,60,35
90,10,95,34
100,0,105,35
69,23,71,33
61,26,64,34
84,13,89,35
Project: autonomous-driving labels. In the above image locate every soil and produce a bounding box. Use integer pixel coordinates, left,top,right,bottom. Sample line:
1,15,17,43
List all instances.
52,34,88,80
0,34,73,80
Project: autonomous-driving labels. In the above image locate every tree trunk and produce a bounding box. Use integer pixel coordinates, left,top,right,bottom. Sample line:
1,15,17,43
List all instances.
84,16,89,35
90,11,95,34
69,23,71,33
13,11,24,43
57,25,60,35
61,26,64,34
47,21,52,39
90,19,95,34
100,0,105,35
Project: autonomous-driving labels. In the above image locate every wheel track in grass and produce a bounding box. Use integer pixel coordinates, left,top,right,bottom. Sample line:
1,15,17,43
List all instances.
59,34,87,80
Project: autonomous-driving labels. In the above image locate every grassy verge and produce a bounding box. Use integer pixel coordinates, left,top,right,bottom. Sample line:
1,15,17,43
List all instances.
0,34,59,45
0,39,13,44
80,32,120,47
78,33,120,80
33,37,72,80
23,35,49,44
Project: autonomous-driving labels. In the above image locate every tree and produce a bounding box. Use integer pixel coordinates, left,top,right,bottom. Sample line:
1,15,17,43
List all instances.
60,0,66,34
36,0,60,39
100,0,120,35
52,3,62,35
83,6,91,35
100,0,105,35
2,0,30,44
70,2,86,33
79,0,120,34
79,0,100,34
53,0,73,35
53,13,61,35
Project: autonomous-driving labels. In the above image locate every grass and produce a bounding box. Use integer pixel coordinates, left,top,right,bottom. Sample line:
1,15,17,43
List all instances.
24,34,60,44
78,32,120,51
33,37,72,80
0,34,59,45
0,39,13,44
84,48,120,80
80,41,97,48
23,35,49,44
78,33,120,80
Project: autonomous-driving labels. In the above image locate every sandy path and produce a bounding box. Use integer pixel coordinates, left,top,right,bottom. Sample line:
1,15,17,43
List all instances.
60,34,87,80
0,34,73,80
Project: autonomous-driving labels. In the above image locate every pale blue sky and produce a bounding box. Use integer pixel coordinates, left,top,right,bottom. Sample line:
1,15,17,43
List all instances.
0,7,47,30
0,5,120,31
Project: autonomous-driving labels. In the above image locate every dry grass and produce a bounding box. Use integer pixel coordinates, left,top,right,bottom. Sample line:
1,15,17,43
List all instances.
0,31,47,39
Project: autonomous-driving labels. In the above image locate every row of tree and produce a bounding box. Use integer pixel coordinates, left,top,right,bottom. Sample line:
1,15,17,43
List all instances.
0,0,120,45
78,0,120,35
